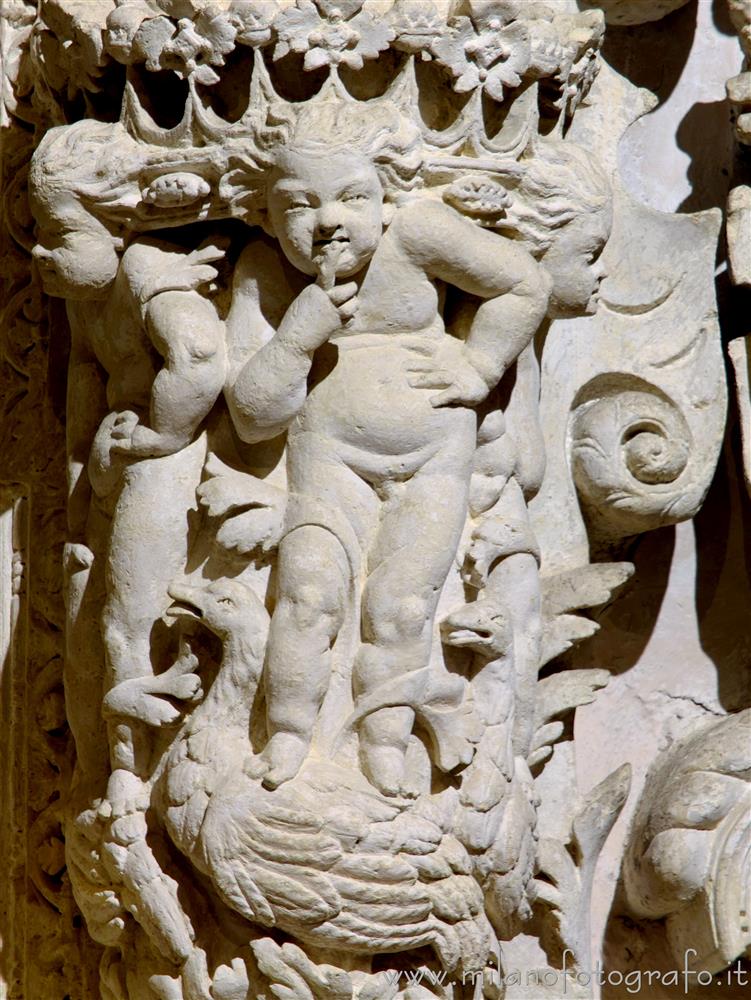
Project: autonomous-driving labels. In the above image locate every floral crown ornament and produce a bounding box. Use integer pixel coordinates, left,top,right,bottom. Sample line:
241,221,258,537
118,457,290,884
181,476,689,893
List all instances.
29,0,606,250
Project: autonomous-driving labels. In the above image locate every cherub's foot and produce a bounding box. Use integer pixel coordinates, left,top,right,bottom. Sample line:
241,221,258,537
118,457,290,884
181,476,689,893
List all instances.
360,743,408,798
103,652,202,728
419,701,482,773
261,732,309,789
101,768,150,820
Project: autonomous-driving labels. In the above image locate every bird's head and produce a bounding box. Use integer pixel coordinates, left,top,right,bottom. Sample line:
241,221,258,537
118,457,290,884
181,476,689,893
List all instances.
166,578,269,648
440,599,512,658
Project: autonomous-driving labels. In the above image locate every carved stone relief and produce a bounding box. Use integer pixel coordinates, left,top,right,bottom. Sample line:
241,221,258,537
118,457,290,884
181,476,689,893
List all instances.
0,1,747,999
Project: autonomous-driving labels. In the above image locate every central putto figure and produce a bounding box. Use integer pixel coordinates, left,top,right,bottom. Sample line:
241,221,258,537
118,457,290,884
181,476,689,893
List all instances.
225,94,551,795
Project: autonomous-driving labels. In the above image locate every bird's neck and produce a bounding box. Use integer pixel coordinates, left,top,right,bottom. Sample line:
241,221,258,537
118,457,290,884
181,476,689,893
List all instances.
199,632,263,729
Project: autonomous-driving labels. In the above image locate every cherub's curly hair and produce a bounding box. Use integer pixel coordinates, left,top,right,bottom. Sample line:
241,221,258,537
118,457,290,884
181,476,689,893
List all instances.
222,96,423,223
271,97,424,194
30,118,146,244
499,140,612,255
31,120,137,212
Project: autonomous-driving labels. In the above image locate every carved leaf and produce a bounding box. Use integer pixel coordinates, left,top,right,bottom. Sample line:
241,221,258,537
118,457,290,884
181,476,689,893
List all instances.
345,10,395,67
252,940,354,1000
541,561,633,618
481,23,531,100
534,669,611,729
540,561,633,664
356,972,401,1000
527,670,610,770
430,17,480,91
527,721,564,770
197,454,286,554
571,763,631,873
273,0,321,61
533,837,579,926
132,15,177,72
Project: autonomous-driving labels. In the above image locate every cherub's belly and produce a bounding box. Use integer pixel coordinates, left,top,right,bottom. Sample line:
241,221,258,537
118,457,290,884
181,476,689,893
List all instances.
297,336,474,463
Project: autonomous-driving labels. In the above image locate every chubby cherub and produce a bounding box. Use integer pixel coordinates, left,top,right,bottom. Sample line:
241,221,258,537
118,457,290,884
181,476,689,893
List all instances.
451,140,612,754
224,96,552,796
30,122,228,885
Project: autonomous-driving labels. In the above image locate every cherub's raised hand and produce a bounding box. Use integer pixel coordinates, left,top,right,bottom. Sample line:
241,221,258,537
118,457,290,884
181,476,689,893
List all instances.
139,239,228,303
277,281,358,354
327,280,358,324
407,337,491,408
106,410,187,459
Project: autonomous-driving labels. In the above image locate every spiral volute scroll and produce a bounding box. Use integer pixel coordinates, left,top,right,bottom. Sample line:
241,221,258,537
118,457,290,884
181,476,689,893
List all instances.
569,376,693,542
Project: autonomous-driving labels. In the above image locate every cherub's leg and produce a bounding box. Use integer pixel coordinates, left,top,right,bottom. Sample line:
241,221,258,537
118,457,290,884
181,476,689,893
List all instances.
355,444,473,796
261,526,350,789
484,552,541,759
262,439,377,789
102,441,205,781
64,506,111,798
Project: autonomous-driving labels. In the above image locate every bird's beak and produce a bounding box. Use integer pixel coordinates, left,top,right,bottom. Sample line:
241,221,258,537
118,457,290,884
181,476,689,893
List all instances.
440,610,497,648
165,582,204,621
443,627,494,647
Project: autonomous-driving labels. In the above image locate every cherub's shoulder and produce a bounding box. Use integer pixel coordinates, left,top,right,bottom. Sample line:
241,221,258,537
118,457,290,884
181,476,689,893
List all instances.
391,197,459,230
234,231,285,274
231,232,304,329
388,197,481,251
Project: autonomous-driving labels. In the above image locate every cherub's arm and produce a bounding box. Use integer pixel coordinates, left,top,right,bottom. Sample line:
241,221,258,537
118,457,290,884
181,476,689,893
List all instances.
226,280,355,444
139,290,226,455
394,201,551,406
110,241,227,458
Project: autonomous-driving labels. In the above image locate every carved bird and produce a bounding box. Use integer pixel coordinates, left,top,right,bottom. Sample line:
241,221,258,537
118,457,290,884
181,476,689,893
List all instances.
440,561,633,667
147,578,494,977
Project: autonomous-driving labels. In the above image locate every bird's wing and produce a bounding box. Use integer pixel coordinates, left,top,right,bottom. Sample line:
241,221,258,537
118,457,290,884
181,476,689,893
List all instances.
200,797,344,927
541,562,633,618
540,562,633,665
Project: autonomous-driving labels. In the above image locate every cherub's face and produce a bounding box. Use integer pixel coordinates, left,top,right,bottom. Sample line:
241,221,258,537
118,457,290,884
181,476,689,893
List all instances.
267,148,384,279
541,212,611,319
32,221,119,301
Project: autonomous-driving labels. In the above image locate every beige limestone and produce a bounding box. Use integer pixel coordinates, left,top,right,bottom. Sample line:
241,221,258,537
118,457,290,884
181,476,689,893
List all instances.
0,1,748,998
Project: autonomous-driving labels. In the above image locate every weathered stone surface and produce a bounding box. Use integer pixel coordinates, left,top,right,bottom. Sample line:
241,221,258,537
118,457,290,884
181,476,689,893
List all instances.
0,1,748,998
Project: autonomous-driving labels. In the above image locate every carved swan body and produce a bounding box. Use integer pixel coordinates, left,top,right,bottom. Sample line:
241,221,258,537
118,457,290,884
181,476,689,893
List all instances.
155,579,493,974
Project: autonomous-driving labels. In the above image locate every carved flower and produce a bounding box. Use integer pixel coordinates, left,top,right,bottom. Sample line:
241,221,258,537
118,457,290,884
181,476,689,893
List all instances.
161,6,237,84
273,0,394,71
444,174,512,221
431,4,532,101
529,10,603,113
128,16,178,70
155,0,214,16
387,0,444,59
228,0,278,47
141,172,211,207
105,3,164,65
